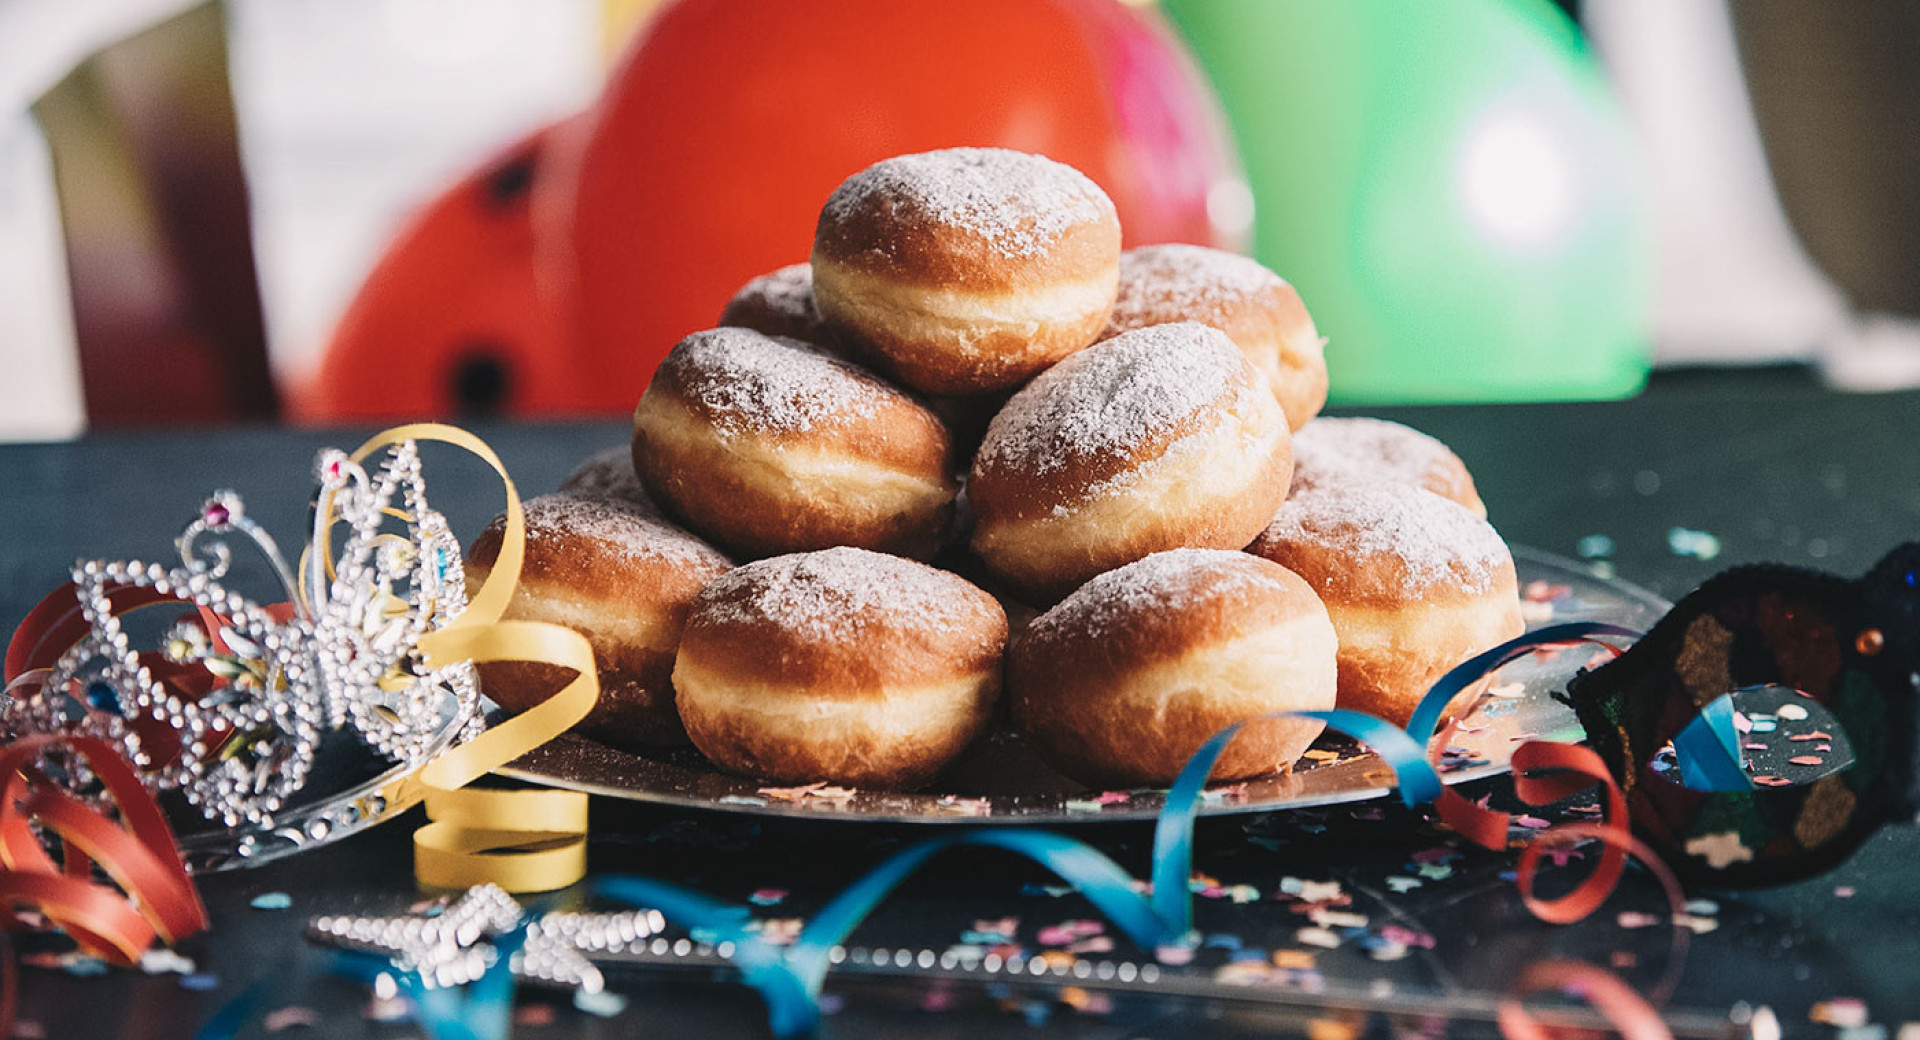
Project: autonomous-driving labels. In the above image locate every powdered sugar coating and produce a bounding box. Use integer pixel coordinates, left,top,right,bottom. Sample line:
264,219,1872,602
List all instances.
1027,548,1274,642
517,493,729,570
1290,418,1468,495
1106,244,1285,331
1252,484,1509,593
656,328,891,437
695,546,993,643
558,445,653,507
821,148,1115,260
719,264,822,336
975,322,1250,488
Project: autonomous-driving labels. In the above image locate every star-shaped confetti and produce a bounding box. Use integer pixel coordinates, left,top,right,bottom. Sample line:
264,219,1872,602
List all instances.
1683,830,1755,869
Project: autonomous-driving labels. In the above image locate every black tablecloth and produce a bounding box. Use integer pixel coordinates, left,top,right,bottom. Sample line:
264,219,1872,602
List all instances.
5,370,1918,1038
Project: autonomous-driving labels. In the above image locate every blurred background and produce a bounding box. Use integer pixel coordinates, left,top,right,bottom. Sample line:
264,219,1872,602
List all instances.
2,0,1917,440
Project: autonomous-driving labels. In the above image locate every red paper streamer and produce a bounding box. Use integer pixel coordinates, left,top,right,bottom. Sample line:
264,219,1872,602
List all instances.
2,584,209,963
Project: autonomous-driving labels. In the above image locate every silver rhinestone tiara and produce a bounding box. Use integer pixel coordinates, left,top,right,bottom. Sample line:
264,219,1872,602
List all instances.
1,441,482,838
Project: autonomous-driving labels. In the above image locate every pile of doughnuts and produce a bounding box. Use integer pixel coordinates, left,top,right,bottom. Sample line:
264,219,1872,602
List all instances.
471,147,1525,790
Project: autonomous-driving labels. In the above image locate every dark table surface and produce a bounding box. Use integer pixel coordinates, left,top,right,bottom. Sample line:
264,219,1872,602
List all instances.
5,369,1919,1039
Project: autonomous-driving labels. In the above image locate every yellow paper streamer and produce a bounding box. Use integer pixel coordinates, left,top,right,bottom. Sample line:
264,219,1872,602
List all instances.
348,424,600,893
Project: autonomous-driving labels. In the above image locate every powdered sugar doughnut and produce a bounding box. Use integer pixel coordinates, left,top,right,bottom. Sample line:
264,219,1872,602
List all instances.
811,148,1121,394
673,547,1008,788
559,444,655,510
1247,483,1523,725
1101,244,1326,431
969,322,1292,602
1289,417,1486,518
718,263,832,345
631,327,958,559
466,493,732,747
1011,549,1338,786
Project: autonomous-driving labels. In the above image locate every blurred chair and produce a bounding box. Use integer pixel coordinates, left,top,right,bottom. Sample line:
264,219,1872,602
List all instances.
33,1,277,425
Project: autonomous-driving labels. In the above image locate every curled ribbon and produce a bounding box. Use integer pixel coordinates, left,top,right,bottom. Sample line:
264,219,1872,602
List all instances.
346,424,602,894
0,734,205,963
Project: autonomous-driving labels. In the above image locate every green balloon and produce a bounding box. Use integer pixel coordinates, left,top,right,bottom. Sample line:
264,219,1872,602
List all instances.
1160,0,1652,403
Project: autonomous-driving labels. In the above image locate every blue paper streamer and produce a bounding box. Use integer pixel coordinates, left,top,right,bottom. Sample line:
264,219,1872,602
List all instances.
1672,694,1753,792
790,829,1176,998
209,622,1647,1039
1405,622,1643,747
1150,708,1439,936
593,875,815,1038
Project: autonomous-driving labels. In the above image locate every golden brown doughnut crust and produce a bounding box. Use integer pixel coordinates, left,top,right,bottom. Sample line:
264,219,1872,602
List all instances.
812,148,1120,293
1288,417,1485,518
1247,483,1523,724
674,548,1008,787
466,493,732,747
1010,549,1338,786
1248,483,1513,608
1101,244,1327,431
631,327,958,559
811,148,1122,394
968,322,1292,601
718,263,832,345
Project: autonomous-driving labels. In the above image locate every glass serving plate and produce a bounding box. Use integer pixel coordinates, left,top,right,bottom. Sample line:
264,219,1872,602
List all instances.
495,547,1669,824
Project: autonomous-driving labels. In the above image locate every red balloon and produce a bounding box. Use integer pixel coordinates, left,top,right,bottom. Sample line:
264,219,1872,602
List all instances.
547,0,1242,407
294,121,583,423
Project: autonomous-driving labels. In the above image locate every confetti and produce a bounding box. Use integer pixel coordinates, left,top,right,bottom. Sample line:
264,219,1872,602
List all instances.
1295,927,1342,949
139,949,196,975
575,990,630,1018
1576,534,1615,559
1415,862,1454,881
748,889,787,907
935,795,992,816
1309,909,1368,929
1377,926,1435,949
1836,886,1857,898
1789,756,1827,767
1666,526,1722,560
1811,999,1870,1029
513,1004,557,1026
1523,581,1572,603
179,973,221,992
1367,940,1409,962
1383,876,1422,893
264,1006,322,1031
1685,831,1755,868
717,795,768,807
249,892,293,911
1777,703,1811,721
1059,986,1112,1014
1036,921,1103,946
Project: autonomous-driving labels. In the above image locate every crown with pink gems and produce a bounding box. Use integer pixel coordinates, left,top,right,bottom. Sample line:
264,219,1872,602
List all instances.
1,441,483,837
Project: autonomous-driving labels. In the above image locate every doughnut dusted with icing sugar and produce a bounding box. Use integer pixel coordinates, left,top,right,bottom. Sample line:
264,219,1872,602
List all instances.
559,444,655,510
811,148,1121,395
969,322,1292,603
632,327,958,560
718,263,832,345
1101,244,1327,431
1010,549,1337,786
673,547,1008,788
1289,417,1486,518
466,493,732,748
1247,483,1524,726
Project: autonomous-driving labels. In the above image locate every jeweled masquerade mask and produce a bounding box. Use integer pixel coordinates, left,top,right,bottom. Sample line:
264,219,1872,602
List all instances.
1565,541,1920,885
